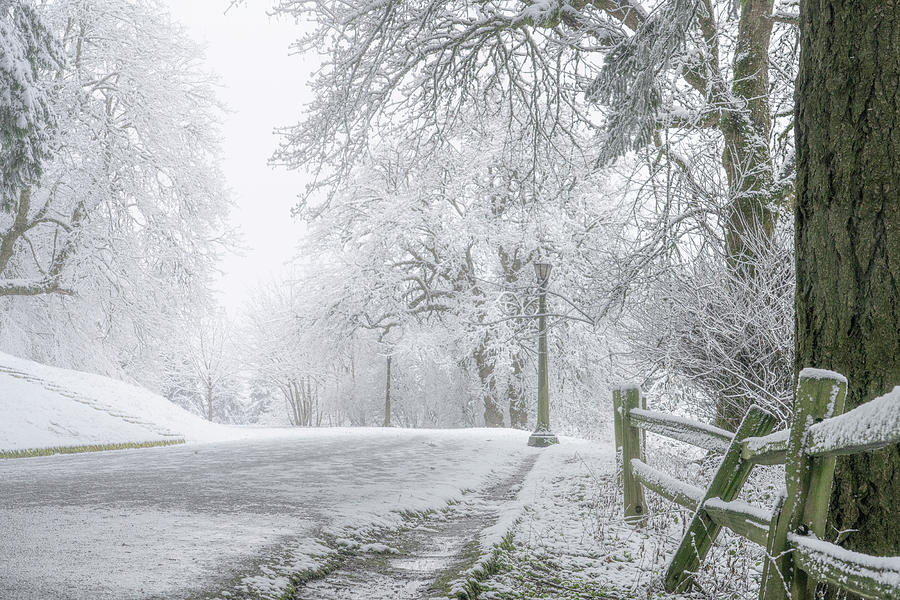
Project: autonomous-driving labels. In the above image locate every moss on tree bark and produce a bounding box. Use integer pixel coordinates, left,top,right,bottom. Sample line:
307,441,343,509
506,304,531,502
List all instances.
794,0,900,589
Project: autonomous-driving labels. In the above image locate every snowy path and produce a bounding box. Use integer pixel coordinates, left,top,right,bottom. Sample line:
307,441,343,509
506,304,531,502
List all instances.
297,453,538,599
0,428,536,600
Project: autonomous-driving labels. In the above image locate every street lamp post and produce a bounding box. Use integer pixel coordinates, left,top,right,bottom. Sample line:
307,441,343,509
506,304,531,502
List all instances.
528,261,559,447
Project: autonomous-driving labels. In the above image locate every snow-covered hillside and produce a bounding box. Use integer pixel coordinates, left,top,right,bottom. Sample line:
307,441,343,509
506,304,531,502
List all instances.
0,352,291,452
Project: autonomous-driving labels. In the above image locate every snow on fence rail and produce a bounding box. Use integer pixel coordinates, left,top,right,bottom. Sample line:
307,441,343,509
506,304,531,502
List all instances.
741,428,789,465
788,532,900,599
630,458,703,512
627,407,733,453
611,369,900,600
703,496,772,549
806,385,900,457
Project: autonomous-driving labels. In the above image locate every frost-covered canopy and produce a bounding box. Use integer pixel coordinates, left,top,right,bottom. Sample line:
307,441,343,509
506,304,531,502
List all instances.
0,0,230,382
0,2,61,205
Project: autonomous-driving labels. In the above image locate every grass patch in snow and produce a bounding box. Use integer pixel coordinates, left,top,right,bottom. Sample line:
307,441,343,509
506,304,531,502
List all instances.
464,529,616,600
400,507,439,520
234,496,465,600
0,438,184,459
444,531,515,599
277,551,347,600
490,551,615,599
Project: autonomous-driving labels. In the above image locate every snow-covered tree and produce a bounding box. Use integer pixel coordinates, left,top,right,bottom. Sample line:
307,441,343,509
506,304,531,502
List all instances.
177,313,240,423
271,0,802,429
243,274,355,427
0,1,62,205
289,98,622,429
274,0,798,264
0,0,230,385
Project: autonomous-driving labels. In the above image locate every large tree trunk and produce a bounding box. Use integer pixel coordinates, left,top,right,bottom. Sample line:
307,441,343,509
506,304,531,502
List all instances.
721,0,778,270
474,342,504,427
711,0,780,429
507,351,528,429
205,381,214,422
383,355,392,427
794,0,900,584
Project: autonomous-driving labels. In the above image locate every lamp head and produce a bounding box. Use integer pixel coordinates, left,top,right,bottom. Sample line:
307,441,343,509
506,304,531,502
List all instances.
534,261,552,283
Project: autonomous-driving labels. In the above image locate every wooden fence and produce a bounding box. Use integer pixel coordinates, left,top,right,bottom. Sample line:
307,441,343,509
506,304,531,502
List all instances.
612,369,900,600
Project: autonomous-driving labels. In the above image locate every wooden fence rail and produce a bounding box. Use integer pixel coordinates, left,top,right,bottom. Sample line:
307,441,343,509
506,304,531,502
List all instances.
611,369,900,600
627,407,733,453
741,429,789,465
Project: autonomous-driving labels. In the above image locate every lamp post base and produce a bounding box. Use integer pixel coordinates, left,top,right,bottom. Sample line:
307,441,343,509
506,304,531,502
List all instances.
527,431,560,447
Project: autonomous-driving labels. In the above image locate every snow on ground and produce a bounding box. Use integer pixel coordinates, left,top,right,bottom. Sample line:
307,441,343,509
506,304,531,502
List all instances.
0,353,793,599
0,427,536,600
0,351,299,451
461,435,784,600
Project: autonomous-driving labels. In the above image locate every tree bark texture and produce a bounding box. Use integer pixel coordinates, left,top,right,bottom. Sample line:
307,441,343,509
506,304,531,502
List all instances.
474,342,504,427
795,0,900,577
498,243,528,429
507,351,528,429
383,355,392,427
206,381,214,422
722,0,778,268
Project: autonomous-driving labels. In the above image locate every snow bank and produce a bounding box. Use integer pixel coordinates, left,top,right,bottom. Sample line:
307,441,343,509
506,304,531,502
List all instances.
459,437,684,597
472,439,580,554
0,351,298,451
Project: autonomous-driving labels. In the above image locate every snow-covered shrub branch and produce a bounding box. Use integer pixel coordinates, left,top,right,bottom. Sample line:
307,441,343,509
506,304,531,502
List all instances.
620,223,794,429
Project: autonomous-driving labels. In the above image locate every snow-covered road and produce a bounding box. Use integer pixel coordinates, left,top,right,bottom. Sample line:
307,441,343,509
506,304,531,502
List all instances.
0,428,535,600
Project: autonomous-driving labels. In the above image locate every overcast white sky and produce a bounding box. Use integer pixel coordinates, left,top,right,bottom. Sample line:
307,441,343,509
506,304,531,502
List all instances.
163,1,317,316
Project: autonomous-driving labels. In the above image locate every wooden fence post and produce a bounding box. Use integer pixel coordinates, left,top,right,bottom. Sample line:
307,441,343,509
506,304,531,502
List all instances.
613,385,646,525
759,492,787,600
760,370,847,600
612,387,624,461
664,405,777,593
